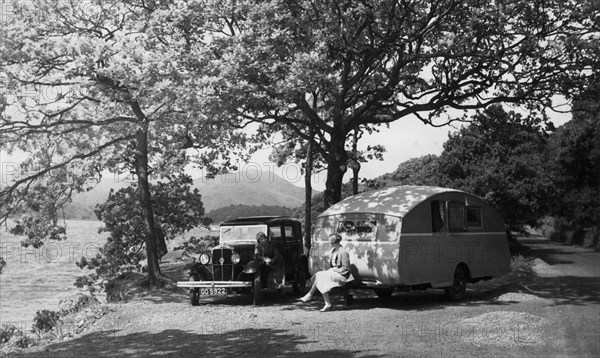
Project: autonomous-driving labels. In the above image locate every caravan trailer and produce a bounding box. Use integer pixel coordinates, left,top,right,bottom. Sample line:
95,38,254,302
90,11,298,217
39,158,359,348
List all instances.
310,186,510,300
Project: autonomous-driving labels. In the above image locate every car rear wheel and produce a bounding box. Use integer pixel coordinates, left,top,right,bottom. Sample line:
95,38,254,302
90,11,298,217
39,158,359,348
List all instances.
445,266,467,301
189,275,199,306
252,271,263,305
292,263,307,295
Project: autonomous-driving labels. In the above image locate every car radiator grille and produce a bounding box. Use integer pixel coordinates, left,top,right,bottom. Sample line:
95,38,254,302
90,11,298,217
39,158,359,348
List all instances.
212,248,234,281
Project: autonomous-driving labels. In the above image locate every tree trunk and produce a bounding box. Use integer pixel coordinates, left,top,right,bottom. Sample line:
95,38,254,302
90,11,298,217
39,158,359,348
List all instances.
351,128,360,195
323,130,348,208
304,125,314,251
352,166,359,195
133,122,163,287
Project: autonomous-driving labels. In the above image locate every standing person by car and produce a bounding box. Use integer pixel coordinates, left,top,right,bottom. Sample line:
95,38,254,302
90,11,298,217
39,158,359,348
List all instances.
255,232,286,298
299,233,353,311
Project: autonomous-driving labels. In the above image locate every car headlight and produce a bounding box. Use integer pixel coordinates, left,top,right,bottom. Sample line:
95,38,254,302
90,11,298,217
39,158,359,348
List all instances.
199,253,210,265
231,253,241,264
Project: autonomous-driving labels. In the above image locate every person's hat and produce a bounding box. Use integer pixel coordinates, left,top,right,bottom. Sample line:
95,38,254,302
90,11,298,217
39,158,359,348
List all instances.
328,233,342,244
256,232,267,240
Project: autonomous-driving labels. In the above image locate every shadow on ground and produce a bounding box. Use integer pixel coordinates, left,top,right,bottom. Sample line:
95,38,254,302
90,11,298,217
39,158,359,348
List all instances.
519,275,600,306
10,328,384,358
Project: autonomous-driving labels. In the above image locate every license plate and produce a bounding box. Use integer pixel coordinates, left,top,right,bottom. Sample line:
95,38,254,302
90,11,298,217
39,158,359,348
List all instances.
199,287,228,296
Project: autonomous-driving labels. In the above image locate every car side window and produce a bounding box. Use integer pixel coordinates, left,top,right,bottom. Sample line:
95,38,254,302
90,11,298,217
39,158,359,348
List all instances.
269,225,284,243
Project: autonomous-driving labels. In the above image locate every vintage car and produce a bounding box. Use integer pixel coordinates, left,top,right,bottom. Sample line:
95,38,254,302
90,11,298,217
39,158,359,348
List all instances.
177,216,309,305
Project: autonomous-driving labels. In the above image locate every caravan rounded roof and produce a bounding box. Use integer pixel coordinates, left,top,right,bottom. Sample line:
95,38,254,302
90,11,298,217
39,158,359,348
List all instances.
318,186,459,218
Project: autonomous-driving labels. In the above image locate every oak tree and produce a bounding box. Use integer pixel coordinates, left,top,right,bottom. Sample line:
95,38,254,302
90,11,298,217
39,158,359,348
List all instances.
0,1,243,286
205,0,598,207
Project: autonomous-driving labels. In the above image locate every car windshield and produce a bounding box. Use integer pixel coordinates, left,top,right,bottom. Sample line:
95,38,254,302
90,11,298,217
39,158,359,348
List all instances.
220,225,268,244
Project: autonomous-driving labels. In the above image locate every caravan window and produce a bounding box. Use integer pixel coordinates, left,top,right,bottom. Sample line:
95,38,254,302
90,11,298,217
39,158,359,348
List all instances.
337,220,377,241
448,201,466,232
466,207,483,228
431,200,445,232
447,201,483,231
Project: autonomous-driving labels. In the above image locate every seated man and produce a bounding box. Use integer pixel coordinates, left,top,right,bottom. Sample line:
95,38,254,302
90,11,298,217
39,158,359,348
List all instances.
255,232,286,297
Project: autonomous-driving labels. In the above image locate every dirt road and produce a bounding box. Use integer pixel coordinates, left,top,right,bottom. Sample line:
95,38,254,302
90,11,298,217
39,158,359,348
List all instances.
10,238,600,358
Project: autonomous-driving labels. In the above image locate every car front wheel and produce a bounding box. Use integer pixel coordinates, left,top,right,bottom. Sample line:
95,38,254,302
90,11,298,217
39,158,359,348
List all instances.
252,271,263,305
189,275,199,306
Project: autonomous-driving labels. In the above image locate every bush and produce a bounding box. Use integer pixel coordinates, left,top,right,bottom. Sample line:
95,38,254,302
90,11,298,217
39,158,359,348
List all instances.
0,325,32,349
582,227,600,250
0,325,19,344
32,310,61,333
58,294,99,316
510,255,534,272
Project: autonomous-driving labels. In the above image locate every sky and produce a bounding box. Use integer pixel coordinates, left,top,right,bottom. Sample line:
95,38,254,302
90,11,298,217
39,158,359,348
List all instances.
247,117,456,191
247,104,573,191
1,102,573,192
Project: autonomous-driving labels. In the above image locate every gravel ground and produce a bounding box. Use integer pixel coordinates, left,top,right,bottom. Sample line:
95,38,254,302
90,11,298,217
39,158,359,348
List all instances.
6,246,600,358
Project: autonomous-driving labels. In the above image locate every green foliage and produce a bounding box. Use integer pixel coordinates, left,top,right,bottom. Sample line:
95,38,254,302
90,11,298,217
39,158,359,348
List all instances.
6,180,74,248
203,0,596,205
0,325,31,348
296,182,356,224
510,255,534,273
32,310,61,333
363,155,443,190
359,105,554,232
76,174,210,288
10,219,66,249
546,89,600,229
0,325,19,344
437,105,553,232
207,205,295,223
0,0,245,286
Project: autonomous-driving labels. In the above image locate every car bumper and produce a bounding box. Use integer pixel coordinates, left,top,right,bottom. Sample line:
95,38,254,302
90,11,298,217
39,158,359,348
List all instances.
176,281,253,289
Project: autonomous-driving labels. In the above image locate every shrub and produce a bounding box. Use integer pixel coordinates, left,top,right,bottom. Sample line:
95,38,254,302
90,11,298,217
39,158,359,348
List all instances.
0,325,32,349
58,294,99,316
0,325,19,344
510,255,534,272
32,310,61,333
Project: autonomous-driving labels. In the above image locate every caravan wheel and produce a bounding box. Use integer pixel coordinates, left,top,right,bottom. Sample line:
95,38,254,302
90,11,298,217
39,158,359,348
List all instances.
374,288,394,299
445,266,467,301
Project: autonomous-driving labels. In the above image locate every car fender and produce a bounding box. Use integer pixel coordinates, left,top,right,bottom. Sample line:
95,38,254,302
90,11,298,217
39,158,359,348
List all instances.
189,263,213,281
243,259,264,274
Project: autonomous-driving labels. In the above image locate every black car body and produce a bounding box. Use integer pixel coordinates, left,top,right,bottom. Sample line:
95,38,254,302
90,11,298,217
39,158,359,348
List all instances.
177,216,309,305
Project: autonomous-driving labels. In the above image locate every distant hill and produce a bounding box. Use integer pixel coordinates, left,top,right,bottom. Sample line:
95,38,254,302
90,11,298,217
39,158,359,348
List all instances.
63,169,308,220
194,169,306,211
63,174,132,220
207,204,297,223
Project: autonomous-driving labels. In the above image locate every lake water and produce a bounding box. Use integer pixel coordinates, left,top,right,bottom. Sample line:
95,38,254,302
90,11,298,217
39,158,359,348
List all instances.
0,220,106,330
0,220,216,331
